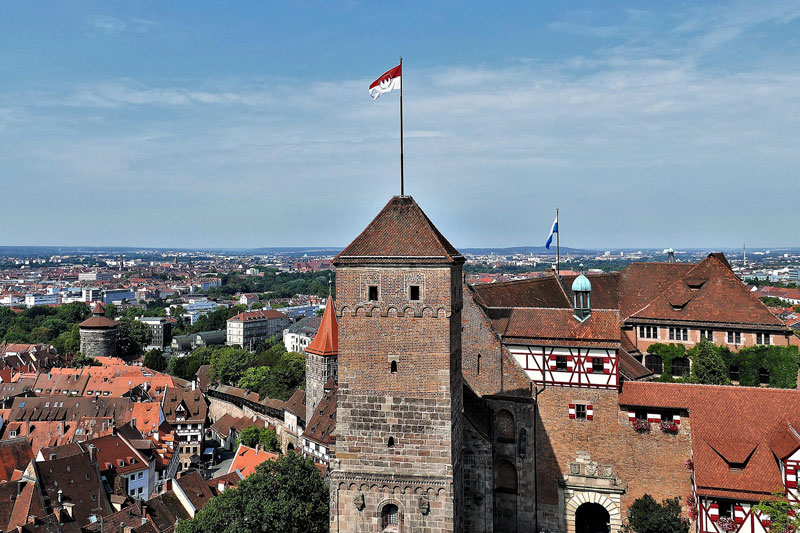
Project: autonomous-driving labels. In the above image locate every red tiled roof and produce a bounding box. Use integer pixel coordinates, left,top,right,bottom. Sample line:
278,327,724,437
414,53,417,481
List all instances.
486,307,621,346
473,274,569,309
334,196,463,265
0,437,33,482
628,254,784,328
304,383,336,446
305,300,337,356
227,309,288,322
228,444,278,478
284,388,306,420
619,382,800,500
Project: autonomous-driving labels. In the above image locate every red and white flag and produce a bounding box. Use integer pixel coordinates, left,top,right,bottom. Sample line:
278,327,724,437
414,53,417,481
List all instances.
369,64,402,100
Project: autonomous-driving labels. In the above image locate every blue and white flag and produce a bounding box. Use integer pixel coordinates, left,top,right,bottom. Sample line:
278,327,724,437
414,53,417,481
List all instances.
545,215,558,250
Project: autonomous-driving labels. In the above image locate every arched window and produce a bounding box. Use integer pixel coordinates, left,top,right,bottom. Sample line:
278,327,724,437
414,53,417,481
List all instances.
390,360,398,373
494,459,518,493
671,357,690,377
381,504,399,530
758,368,770,385
644,354,663,374
497,410,515,442
387,436,395,448
477,353,481,375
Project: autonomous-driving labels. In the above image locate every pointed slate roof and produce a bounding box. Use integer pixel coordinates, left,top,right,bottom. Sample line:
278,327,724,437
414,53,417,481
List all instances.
334,196,463,265
305,299,338,357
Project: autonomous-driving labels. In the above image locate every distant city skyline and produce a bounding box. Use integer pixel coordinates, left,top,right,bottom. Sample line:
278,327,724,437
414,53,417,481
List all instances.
1,1,799,249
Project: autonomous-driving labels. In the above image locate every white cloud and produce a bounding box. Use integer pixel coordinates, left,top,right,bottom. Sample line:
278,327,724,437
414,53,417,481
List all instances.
2,1,800,248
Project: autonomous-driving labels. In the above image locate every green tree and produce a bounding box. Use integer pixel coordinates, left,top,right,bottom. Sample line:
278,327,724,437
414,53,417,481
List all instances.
237,425,280,452
209,346,254,385
116,317,152,359
754,492,800,533
70,353,102,368
238,366,271,392
168,347,213,381
143,348,167,372
104,303,119,319
689,338,730,385
176,453,328,533
624,494,689,533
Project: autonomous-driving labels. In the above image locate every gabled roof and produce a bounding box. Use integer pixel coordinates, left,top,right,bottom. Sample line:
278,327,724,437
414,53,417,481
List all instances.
227,444,278,478
628,254,785,328
174,471,215,512
284,388,306,421
619,382,800,501
304,382,337,446
227,309,288,322
0,437,33,482
472,274,569,309
334,196,463,265
305,299,338,357
485,307,621,347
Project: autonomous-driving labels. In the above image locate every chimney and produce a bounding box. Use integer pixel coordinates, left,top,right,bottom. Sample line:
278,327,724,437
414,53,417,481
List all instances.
57,488,63,503
63,502,74,519
87,444,97,465
191,380,196,391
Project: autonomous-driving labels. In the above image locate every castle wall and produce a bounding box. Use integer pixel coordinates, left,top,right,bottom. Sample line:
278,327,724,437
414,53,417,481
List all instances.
535,387,693,531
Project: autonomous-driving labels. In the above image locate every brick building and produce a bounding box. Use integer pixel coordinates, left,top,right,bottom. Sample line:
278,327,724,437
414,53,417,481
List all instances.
329,195,800,533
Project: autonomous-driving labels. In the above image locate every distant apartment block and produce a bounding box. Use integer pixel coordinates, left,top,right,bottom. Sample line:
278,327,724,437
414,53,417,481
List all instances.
283,315,321,353
138,317,174,350
102,288,135,304
78,270,113,282
226,310,290,349
24,293,60,307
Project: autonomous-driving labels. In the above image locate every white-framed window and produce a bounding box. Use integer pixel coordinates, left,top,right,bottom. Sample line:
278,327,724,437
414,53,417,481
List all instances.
727,331,742,344
639,326,658,339
700,330,713,340
669,327,688,341
756,332,770,345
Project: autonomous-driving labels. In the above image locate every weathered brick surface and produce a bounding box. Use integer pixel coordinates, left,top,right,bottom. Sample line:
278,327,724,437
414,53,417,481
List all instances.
332,263,464,532
535,387,693,531
306,351,337,422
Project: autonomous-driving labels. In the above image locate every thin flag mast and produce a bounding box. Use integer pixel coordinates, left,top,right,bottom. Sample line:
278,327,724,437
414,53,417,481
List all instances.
556,208,560,275
399,57,404,196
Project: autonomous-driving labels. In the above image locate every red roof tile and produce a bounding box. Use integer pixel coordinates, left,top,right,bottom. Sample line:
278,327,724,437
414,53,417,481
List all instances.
305,300,338,357
334,196,463,265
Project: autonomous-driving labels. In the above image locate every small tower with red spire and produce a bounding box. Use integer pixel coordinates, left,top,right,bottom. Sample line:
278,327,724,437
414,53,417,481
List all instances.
305,287,339,423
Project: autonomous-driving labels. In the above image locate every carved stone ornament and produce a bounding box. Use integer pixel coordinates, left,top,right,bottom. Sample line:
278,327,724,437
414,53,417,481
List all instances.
353,493,365,511
518,428,528,458
602,466,614,478
569,462,581,475
418,496,430,515
585,462,598,476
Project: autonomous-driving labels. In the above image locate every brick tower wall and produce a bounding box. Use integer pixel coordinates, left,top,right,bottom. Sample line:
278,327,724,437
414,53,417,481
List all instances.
305,351,337,422
332,264,463,533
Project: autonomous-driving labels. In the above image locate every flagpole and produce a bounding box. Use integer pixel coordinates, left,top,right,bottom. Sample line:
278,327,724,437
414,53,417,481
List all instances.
556,208,560,276
399,56,404,196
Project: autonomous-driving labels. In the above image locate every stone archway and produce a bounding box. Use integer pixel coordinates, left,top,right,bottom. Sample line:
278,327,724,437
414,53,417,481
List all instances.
575,502,610,533
565,491,621,533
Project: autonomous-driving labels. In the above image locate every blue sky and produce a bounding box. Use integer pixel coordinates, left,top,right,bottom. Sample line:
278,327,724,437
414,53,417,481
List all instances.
1,1,799,249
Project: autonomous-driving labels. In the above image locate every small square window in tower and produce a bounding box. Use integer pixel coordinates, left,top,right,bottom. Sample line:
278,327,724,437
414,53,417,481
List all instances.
409,285,420,301
592,358,604,374
368,285,379,301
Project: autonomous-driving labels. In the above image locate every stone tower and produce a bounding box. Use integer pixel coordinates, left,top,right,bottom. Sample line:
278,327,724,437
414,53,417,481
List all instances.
78,302,117,357
330,196,465,532
305,296,338,423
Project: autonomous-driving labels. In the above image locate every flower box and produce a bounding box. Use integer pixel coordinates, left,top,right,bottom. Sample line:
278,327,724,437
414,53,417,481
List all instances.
661,421,679,434
631,418,650,432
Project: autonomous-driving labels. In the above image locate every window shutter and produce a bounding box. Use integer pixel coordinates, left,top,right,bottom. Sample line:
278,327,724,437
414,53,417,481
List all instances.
734,506,745,524
568,404,575,419
709,503,719,522
586,405,593,421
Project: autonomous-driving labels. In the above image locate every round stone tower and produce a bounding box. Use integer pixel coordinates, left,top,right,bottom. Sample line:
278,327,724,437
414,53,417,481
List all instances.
78,302,117,357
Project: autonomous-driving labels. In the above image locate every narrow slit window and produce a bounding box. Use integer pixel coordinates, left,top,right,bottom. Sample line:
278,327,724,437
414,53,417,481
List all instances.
390,360,398,373
409,285,420,301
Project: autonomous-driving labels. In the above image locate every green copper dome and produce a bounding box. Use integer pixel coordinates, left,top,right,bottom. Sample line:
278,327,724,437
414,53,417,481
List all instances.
571,274,591,292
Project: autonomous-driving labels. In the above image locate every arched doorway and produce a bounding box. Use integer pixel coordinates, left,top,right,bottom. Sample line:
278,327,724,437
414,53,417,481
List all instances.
575,502,610,533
